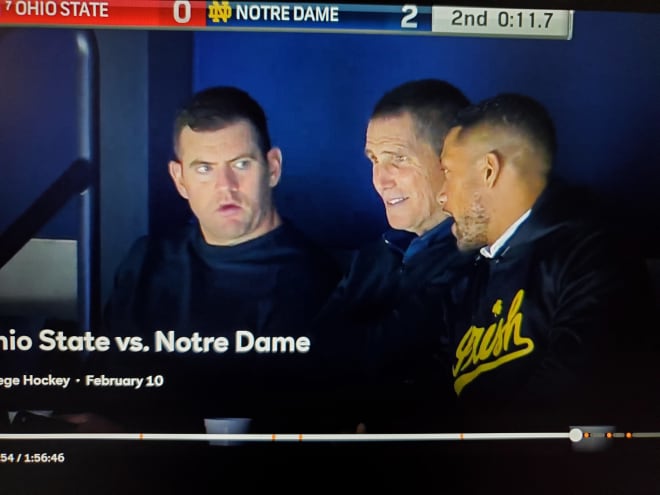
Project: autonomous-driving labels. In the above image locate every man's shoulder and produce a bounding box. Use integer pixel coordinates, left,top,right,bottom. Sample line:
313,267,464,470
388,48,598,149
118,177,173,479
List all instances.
273,221,321,250
275,221,342,264
504,182,649,292
512,180,617,252
348,224,462,275
260,223,342,288
537,179,612,229
118,225,197,270
275,221,337,254
349,234,402,273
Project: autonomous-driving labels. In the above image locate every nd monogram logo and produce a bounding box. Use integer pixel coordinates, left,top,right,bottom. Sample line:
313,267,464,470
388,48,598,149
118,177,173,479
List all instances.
208,0,232,23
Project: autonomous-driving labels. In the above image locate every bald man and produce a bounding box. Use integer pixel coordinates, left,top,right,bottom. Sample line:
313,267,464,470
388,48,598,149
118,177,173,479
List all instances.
437,93,654,431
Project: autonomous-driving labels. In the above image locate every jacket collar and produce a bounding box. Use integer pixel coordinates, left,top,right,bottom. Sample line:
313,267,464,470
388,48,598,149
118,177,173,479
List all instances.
383,218,454,263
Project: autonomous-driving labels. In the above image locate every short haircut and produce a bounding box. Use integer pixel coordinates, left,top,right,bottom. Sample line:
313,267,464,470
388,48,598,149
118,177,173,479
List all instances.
173,86,271,158
453,93,557,167
370,79,470,154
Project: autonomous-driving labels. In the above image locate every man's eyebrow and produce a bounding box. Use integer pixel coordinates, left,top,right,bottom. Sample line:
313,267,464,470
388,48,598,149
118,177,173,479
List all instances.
365,148,408,157
186,153,258,167
187,159,214,168
228,153,259,163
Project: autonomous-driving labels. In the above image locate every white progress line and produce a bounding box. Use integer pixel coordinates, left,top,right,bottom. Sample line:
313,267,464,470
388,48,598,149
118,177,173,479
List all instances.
0,431,575,442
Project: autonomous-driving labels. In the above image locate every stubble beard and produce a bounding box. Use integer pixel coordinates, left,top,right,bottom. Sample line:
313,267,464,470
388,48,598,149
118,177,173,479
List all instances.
456,198,489,252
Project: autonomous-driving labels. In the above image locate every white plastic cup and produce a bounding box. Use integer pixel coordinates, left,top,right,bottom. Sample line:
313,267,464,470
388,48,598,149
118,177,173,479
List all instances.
204,417,252,446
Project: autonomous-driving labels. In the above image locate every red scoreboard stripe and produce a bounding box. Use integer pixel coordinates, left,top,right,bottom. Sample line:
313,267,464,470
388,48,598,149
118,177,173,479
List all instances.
0,0,208,28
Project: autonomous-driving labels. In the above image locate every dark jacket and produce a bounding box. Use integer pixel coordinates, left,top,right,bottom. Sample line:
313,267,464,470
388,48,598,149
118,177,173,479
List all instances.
316,219,473,431
94,221,341,430
444,179,656,431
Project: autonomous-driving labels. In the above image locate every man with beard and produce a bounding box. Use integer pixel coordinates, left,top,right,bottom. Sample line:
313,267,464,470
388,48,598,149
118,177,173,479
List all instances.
437,93,655,434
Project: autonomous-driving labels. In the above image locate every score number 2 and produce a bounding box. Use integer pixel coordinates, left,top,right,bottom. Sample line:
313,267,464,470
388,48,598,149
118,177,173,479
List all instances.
401,5,418,29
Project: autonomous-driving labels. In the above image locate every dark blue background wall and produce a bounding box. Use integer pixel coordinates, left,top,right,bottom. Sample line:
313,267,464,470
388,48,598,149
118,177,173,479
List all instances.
0,29,83,240
186,11,660,252
1,10,659,313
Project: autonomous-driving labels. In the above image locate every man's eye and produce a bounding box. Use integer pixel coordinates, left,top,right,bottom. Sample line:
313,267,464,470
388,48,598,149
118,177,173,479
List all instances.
232,160,251,170
393,155,408,164
195,164,212,174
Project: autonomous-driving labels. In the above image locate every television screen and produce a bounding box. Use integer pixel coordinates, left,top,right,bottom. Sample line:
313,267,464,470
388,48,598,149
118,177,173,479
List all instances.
0,1,658,492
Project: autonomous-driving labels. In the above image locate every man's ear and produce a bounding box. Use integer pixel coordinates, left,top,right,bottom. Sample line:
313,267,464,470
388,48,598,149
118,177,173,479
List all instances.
168,160,189,199
483,151,502,189
266,147,283,187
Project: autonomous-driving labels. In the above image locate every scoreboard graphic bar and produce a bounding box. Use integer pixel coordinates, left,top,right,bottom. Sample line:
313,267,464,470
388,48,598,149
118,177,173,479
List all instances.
206,3,434,32
0,1,574,39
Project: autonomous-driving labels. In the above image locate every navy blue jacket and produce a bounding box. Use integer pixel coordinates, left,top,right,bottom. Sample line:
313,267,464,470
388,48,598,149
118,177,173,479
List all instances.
315,220,473,431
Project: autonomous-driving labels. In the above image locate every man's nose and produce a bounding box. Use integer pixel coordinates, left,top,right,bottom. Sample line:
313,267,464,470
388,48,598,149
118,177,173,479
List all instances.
372,163,394,190
215,166,239,191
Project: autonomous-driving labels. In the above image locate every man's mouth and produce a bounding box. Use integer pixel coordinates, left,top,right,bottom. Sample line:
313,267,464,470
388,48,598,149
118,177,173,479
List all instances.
218,204,242,216
385,196,408,206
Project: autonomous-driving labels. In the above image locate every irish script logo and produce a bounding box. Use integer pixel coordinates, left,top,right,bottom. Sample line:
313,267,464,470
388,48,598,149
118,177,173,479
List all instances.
452,289,534,395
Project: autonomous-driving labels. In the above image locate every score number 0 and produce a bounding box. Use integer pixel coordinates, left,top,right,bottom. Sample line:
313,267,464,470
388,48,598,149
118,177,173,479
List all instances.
173,0,192,24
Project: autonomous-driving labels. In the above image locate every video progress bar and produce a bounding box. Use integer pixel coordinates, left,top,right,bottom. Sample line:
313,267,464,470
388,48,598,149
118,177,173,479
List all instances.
0,426,660,443
0,431,580,442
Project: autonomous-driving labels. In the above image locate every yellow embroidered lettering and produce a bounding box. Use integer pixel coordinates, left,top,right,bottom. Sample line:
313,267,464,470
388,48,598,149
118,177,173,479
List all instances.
477,321,498,361
453,289,534,396
508,289,525,347
453,326,483,376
